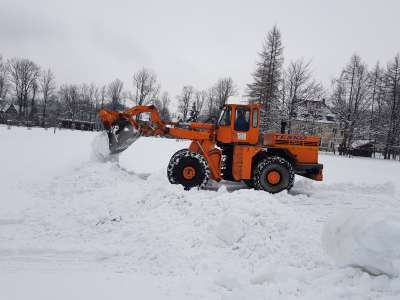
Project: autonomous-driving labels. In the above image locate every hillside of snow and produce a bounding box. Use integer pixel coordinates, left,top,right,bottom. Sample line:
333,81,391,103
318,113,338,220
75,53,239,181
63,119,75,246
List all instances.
1,126,400,300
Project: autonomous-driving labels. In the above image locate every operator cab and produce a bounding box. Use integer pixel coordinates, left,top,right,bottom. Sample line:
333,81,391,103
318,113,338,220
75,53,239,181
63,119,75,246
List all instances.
216,104,260,145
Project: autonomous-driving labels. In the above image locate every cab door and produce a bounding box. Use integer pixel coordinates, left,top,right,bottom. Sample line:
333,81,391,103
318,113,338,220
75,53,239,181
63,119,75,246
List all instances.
232,106,259,144
216,106,234,144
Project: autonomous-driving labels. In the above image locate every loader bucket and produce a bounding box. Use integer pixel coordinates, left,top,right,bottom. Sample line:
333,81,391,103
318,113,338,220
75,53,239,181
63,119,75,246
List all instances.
98,110,141,154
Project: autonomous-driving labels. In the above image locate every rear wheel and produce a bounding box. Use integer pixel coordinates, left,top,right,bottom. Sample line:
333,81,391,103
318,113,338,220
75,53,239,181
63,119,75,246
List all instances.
167,151,210,190
254,157,294,193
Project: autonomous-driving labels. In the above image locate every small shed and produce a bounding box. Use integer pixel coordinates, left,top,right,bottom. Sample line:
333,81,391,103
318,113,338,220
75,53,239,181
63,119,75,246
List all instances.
0,103,18,123
350,140,373,157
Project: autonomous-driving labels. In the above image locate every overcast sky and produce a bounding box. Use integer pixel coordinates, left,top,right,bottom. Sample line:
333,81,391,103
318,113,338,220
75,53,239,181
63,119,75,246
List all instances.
1,0,399,101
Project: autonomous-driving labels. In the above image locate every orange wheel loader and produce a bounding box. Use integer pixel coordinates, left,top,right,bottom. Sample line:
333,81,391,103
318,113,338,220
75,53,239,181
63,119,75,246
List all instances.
98,103,323,193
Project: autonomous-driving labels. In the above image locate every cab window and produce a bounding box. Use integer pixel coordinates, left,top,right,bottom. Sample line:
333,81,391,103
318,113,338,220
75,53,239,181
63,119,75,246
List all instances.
252,109,258,128
218,107,231,126
234,107,250,131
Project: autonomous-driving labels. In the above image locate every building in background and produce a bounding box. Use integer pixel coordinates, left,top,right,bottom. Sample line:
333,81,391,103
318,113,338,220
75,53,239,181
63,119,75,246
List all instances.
0,99,18,124
288,99,343,152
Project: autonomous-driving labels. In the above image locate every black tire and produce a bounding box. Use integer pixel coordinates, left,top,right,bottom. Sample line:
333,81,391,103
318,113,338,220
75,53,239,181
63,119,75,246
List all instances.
253,157,294,194
167,151,210,190
243,179,254,188
167,149,189,184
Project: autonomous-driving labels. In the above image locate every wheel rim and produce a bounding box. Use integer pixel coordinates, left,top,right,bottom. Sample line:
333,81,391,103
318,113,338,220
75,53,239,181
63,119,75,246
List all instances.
266,170,281,185
182,166,196,180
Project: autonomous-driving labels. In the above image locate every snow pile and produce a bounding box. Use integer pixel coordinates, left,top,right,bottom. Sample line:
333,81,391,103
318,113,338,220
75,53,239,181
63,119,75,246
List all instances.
322,211,400,277
2,126,400,299
216,215,245,246
91,132,112,161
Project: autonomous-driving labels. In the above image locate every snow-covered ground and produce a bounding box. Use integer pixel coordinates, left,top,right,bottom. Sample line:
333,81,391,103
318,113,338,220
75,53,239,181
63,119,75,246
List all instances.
1,126,400,300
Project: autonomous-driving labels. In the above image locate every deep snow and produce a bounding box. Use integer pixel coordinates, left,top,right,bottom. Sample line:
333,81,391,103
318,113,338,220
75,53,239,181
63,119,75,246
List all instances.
323,211,400,277
1,126,400,300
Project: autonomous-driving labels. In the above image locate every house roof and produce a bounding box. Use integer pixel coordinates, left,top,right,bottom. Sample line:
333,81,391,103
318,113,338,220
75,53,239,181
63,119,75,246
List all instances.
296,99,337,123
0,103,18,113
351,140,373,148
0,98,6,111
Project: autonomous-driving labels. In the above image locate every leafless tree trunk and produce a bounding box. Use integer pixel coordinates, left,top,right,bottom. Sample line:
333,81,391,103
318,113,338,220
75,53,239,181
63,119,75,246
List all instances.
107,79,124,110
205,87,218,121
59,84,80,121
283,59,324,132
8,58,40,119
39,69,56,126
177,86,194,121
0,55,9,99
368,63,386,156
100,85,107,109
214,78,237,107
331,54,370,153
383,55,400,159
154,91,171,121
194,90,207,118
30,80,38,120
133,68,160,105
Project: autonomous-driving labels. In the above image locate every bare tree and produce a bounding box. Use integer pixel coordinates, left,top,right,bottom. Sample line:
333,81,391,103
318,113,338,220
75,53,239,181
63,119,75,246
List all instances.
79,83,98,122
214,78,237,107
177,85,194,121
99,85,107,109
30,80,39,120
107,79,124,110
188,89,213,122
194,90,207,117
331,54,370,153
8,58,40,118
39,69,56,126
59,84,80,121
154,91,171,121
133,68,160,105
282,59,324,132
205,86,219,121
367,63,386,154
383,54,400,159
0,55,9,99
201,79,237,121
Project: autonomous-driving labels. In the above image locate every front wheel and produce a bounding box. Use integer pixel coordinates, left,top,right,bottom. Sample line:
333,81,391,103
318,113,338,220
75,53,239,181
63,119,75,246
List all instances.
167,149,190,184
167,151,210,190
253,157,294,193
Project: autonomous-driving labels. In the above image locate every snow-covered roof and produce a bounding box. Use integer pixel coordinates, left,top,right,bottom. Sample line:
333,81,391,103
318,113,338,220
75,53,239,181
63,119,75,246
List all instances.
0,103,9,112
0,98,6,111
1,103,18,113
296,99,337,123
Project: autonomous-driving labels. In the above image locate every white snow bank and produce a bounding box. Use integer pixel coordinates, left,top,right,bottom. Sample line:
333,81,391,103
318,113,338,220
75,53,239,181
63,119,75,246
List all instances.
322,211,400,277
216,215,245,246
3,127,400,299
90,132,111,161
